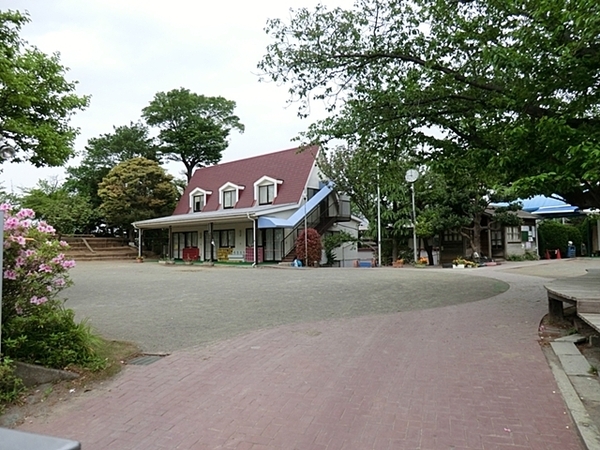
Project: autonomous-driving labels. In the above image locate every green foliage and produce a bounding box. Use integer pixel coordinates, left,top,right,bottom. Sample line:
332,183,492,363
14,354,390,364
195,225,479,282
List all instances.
65,122,160,210
143,88,245,181
3,306,105,370
0,10,89,167
98,157,179,232
20,178,98,235
322,231,357,266
505,251,540,262
295,228,322,266
0,358,24,409
539,220,581,257
259,0,600,208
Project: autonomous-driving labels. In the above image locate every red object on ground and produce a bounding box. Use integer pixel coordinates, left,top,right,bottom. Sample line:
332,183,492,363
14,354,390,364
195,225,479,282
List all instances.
556,249,561,259
182,247,199,261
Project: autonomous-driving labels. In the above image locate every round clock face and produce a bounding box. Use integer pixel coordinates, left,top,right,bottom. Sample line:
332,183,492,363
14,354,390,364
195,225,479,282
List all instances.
405,169,419,183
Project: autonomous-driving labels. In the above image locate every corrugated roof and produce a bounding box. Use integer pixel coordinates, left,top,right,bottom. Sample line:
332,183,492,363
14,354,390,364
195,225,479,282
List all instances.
173,145,319,215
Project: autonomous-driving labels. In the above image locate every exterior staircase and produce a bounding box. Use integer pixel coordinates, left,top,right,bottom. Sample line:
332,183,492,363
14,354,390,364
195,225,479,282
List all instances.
62,236,138,262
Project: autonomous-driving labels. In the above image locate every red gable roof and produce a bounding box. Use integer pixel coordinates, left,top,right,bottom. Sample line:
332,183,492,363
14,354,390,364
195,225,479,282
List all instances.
173,145,319,215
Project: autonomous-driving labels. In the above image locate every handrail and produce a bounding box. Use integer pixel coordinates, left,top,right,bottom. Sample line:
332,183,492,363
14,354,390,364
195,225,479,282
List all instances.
280,195,337,258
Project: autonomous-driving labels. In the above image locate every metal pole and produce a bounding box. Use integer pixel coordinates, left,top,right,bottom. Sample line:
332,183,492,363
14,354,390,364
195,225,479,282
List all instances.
304,190,308,266
0,211,4,358
377,181,382,267
138,228,142,259
411,182,418,263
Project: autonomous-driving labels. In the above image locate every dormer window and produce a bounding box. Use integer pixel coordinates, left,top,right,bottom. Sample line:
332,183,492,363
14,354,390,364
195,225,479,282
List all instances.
218,182,244,209
254,176,283,206
192,194,204,212
223,190,235,209
259,184,274,205
188,187,212,213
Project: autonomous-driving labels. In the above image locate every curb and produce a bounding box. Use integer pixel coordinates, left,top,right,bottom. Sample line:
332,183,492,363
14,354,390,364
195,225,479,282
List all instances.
544,345,600,450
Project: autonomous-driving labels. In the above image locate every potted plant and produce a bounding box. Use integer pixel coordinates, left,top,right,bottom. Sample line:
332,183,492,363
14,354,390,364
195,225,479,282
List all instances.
452,256,467,268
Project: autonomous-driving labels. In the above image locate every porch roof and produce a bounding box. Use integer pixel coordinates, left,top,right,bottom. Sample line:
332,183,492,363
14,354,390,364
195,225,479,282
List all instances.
133,203,298,229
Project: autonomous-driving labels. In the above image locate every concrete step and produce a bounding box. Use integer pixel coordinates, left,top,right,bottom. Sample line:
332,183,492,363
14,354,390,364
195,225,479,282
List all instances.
550,341,592,376
578,313,600,335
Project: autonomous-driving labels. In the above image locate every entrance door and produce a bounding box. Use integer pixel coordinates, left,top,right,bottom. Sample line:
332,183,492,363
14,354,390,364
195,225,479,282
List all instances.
172,232,198,259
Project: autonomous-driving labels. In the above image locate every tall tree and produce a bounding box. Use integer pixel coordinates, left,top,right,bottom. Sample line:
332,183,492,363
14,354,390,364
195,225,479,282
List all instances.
142,88,245,182
259,0,600,208
0,10,88,166
65,122,159,208
98,157,178,235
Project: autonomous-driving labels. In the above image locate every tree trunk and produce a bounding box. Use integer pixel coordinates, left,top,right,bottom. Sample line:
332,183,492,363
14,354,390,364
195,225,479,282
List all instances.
391,238,398,264
471,213,483,256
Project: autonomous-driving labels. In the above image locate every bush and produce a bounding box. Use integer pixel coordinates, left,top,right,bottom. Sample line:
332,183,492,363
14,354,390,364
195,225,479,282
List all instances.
0,358,24,409
1,203,105,371
295,228,322,266
3,306,105,370
322,231,356,266
539,220,581,257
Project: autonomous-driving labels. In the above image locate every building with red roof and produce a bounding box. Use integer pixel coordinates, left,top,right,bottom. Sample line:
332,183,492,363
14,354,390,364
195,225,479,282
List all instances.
133,146,358,265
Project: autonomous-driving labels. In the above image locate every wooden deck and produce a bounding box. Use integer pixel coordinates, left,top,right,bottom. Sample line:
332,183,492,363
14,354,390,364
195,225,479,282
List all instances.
545,269,600,332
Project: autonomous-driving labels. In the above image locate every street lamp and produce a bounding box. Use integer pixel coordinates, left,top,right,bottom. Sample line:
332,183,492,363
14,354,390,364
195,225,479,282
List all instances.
405,169,419,263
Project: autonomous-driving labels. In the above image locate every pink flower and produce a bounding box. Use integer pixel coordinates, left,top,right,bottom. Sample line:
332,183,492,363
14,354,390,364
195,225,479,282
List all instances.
25,249,36,257
59,240,68,247
0,203,12,211
30,296,48,305
10,235,26,246
4,217,19,230
38,263,53,273
15,256,25,267
51,254,65,264
61,260,76,269
3,269,17,280
20,219,32,228
15,304,23,315
36,221,55,234
16,208,35,219
54,278,66,287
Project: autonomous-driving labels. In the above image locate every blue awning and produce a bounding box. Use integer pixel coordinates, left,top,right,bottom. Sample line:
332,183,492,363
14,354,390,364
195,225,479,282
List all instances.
257,184,332,229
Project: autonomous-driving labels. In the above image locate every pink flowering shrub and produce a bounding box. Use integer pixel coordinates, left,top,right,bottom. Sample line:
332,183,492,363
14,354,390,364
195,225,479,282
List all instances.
1,203,75,324
0,204,103,370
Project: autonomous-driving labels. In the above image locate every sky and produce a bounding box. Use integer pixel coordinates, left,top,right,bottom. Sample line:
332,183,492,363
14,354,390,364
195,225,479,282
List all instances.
1,0,354,192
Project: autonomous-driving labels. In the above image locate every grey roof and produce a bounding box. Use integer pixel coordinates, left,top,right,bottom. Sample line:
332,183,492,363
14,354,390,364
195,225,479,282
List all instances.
133,203,298,229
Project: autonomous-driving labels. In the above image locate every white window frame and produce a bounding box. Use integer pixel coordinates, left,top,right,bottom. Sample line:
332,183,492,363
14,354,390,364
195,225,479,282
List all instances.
219,182,244,209
506,226,521,243
188,187,212,213
253,176,282,205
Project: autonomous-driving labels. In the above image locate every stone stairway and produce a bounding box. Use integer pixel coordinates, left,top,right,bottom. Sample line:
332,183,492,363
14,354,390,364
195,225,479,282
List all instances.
62,236,138,262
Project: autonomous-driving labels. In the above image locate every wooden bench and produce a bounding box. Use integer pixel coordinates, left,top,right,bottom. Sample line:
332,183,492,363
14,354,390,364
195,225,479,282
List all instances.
545,269,600,332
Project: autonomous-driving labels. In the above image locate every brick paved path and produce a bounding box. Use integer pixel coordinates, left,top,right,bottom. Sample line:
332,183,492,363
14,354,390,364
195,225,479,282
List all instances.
18,266,583,449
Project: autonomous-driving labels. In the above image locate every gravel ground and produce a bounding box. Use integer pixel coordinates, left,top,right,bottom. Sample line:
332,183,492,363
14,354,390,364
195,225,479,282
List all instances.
62,262,509,352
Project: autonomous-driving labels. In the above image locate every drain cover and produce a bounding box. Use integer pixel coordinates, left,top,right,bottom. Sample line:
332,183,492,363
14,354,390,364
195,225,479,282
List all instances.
127,355,164,366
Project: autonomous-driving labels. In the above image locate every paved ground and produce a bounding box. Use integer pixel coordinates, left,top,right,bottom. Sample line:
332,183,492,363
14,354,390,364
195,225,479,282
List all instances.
16,259,600,449
61,262,509,353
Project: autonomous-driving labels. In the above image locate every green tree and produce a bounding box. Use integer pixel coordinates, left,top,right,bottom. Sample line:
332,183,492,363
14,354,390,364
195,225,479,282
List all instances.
259,0,600,208
21,178,97,235
65,122,159,209
0,10,88,167
142,88,245,182
98,157,178,235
